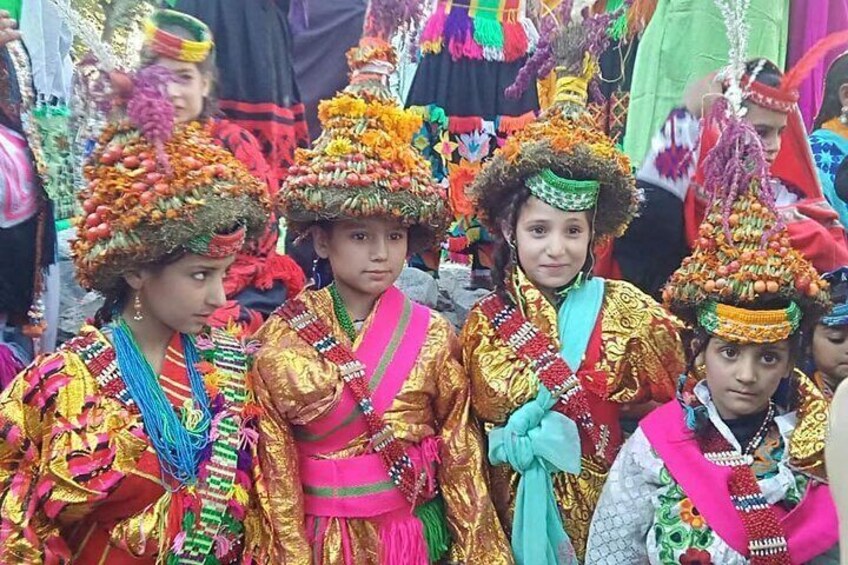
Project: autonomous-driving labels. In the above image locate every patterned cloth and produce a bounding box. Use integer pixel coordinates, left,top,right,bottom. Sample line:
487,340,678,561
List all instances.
810,120,848,228
586,382,839,564
461,273,685,561
251,287,511,564
0,326,271,563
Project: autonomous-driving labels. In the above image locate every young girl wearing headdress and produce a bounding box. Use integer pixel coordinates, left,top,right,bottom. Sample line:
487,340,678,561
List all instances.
808,267,848,399
250,36,511,565
140,9,305,331
0,66,273,562
586,55,840,563
459,9,686,562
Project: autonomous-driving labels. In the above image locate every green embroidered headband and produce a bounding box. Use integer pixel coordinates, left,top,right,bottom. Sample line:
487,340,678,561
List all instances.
525,168,600,212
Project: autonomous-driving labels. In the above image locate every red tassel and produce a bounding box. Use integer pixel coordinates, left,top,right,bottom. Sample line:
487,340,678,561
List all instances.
502,20,528,62
782,30,848,93
498,111,536,134
448,116,483,134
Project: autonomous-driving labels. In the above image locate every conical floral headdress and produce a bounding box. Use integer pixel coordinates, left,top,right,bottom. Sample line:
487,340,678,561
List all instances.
472,3,637,242
662,61,831,341
278,36,449,250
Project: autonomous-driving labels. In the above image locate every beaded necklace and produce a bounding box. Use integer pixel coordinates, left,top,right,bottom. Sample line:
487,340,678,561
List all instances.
111,318,211,485
329,283,359,342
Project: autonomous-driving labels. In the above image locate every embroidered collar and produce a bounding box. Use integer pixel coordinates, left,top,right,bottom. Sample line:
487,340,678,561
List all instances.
508,267,559,340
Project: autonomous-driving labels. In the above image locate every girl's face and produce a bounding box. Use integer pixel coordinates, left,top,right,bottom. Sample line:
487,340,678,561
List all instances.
313,217,408,302
703,337,792,419
156,57,210,124
743,102,788,165
811,324,848,387
512,196,591,298
125,253,233,335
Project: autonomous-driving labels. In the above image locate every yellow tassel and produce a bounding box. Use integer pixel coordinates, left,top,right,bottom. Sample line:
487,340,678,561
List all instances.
233,484,250,506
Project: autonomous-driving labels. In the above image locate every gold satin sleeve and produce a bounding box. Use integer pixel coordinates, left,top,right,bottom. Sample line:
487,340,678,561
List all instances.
0,350,148,563
600,280,685,404
252,316,313,565
429,316,514,565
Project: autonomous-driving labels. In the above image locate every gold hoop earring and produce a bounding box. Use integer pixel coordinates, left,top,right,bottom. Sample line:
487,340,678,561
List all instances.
133,294,144,321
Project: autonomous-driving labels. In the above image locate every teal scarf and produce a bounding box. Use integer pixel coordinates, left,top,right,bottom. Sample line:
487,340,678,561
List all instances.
487,278,605,564
557,276,605,370
489,386,581,565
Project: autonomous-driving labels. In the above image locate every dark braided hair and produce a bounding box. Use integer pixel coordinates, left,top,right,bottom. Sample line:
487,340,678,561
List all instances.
814,52,848,130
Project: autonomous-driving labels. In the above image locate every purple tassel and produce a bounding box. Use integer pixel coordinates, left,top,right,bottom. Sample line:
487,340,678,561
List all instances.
445,6,472,61
127,65,177,171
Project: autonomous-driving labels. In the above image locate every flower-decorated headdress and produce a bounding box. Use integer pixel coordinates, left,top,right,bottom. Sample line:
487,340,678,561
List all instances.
278,36,449,251
471,3,638,242
72,66,269,294
663,1,831,344
143,9,214,64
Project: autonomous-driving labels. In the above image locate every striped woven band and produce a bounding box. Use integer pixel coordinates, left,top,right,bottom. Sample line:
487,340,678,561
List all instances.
185,226,246,258
144,9,213,64
526,168,600,212
697,300,802,343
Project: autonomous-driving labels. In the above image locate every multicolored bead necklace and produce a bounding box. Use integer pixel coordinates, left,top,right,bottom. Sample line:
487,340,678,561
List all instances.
111,318,211,485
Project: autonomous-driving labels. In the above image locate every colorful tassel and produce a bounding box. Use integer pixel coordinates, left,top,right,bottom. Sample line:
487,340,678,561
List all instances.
445,7,473,60
502,19,529,62
420,3,448,54
448,116,484,134
415,496,452,563
379,512,430,565
498,111,536,134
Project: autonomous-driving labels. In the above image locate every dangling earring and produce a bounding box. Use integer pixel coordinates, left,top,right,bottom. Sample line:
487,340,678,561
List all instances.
133,294,144,321
312,257,324,289
840,105,848,125
694,363,707,381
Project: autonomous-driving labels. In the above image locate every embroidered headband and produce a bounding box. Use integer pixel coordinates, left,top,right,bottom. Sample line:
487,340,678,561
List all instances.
743,76,798,115
144,10,214,64
184,226,247,258
526,168,600,212
696,300,802,343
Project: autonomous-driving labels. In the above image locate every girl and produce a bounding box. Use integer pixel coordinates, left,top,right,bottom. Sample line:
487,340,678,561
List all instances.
0,68,272,562
141,9,305,330
610,57,848,297
251,38,511,565
810,51,848,227
586,91,840,564
809,267,848,398
460,30,686,560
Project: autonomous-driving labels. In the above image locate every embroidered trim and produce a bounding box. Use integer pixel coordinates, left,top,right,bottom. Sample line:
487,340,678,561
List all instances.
63,331,136,410
696,301,801,344
143,9,213,63
526,168,600,212
478,293,611,462
184,226,247,258
175,329,250,563
276,298,434,507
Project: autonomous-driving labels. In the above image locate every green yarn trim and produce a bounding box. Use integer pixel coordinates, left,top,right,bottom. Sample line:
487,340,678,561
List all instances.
473,0,505,50
330,283,359,342
415,496,452,563
526,168,600,212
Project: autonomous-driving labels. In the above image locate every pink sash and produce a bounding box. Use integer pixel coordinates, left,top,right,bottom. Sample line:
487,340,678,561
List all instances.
641,401,839,562
294,286,432,456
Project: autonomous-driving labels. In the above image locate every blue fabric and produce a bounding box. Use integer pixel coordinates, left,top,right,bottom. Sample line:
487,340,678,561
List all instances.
810,128,848,228
489,386,581,565
557,276,605,370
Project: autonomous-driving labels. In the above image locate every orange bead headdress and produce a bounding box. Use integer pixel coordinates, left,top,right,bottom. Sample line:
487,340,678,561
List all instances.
73,67,269,294
278,37,449,251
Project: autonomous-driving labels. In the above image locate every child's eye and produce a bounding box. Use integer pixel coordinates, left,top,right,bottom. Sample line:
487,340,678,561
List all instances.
191,272,207,281
720,347,739,360
351,232,367,241
568,226,583,235
389,232,405,241
530,226,546,235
